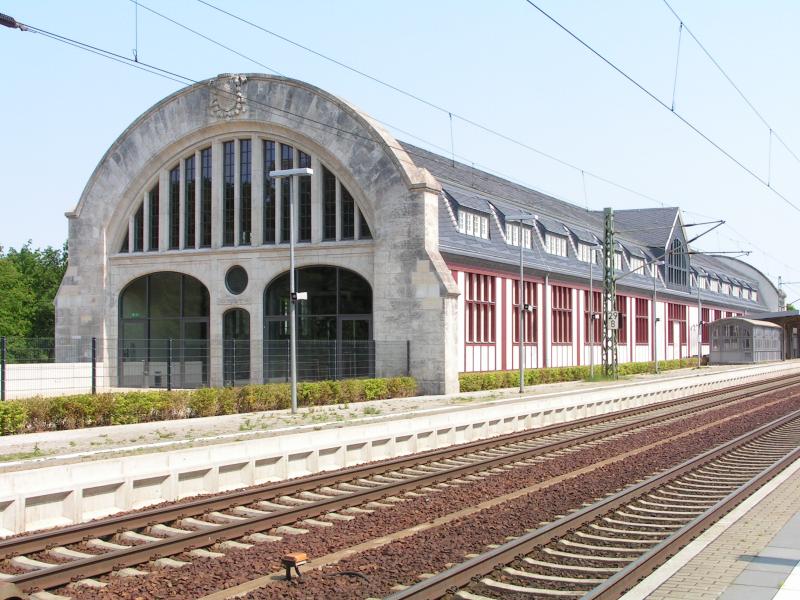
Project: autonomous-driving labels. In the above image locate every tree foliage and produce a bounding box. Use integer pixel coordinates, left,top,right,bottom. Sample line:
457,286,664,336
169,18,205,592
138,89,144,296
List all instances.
0,242,67,339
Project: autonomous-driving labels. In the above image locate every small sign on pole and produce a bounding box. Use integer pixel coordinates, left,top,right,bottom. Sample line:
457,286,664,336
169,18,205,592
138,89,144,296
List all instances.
608,311,619,330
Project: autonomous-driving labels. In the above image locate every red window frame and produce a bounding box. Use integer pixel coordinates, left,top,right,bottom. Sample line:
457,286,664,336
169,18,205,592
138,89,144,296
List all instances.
513,280,537,344
635,298,649,344
465,272,495,344
583,290,601,345
616,295,628,344
667,302,687,344
701,307,710,343
552,285,573,344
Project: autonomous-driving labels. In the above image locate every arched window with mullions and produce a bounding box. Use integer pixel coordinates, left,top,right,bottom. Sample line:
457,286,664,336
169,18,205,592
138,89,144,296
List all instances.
263,266,372,381
666,238,689,289
119,272,209,388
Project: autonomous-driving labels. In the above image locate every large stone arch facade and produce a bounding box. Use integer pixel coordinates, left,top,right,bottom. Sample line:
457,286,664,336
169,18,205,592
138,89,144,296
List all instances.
56,74,459,393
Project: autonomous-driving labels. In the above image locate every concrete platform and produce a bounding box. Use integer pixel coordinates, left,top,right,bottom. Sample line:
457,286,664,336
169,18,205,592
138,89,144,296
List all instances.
0,361,798,536
622,457,800,600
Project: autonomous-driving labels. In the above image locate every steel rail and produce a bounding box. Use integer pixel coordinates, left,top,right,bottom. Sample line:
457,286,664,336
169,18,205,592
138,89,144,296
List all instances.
3,373,793,561
4,375,799,592
385,408,800,600
585,448,800,598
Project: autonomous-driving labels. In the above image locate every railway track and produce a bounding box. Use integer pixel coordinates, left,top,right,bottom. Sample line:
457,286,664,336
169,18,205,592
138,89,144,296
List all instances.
1,374,798,599
387,409,800,600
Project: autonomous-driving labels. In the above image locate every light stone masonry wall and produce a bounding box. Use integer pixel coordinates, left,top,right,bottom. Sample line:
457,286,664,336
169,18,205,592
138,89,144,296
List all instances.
55,75,459,393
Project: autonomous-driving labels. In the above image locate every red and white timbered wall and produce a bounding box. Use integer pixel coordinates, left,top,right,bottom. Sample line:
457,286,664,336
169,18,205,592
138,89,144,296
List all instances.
451,266,742,373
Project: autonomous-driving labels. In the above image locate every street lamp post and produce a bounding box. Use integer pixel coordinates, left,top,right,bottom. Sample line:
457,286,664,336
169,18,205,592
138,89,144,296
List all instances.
651,261,664,374
269,167,313,414
505,213,536,393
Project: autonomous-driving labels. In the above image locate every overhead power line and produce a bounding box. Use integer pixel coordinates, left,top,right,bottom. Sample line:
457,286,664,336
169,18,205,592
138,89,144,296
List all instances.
1,13,782,272
4,17,610,227
521,0,800,215
661,0,800,167
188,0,667,209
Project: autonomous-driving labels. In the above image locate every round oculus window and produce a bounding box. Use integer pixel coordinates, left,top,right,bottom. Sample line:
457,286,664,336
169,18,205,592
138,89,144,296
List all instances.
225,266,248,295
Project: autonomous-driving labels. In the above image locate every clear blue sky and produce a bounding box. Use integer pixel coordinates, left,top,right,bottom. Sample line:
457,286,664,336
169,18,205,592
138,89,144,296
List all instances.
2,1,799,301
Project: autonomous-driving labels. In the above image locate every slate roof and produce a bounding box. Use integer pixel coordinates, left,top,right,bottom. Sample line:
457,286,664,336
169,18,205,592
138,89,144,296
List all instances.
400,141,766,310
612,208,679,251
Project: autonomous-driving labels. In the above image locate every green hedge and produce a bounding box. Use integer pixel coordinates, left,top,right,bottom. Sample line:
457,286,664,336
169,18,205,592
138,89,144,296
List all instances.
459,359,695,393
0,376,417,436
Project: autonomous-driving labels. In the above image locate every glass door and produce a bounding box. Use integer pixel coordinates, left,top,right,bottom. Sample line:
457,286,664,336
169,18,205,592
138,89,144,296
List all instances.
338,317,372,378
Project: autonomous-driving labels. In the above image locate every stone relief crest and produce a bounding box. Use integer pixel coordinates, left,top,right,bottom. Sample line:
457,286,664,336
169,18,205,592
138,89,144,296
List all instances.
209,74,248,120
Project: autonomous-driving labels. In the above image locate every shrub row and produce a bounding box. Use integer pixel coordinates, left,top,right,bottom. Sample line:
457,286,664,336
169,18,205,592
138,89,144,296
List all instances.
458,359,695,392
0,376,417,436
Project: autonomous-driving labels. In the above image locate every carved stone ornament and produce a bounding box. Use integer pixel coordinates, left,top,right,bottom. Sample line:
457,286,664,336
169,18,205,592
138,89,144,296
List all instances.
209,74,248,120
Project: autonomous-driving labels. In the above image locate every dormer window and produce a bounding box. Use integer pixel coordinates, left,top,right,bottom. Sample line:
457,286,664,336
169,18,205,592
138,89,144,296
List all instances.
577,243,598,263
458,209,489,239
545,233,568,257
697,275,707,289
629,256,645,274
614,251,623,271
710,277,719,293
721,282,731,295
506,223,531,248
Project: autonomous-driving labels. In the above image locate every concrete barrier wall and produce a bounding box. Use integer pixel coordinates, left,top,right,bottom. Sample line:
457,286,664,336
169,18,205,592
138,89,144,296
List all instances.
1,361,798,535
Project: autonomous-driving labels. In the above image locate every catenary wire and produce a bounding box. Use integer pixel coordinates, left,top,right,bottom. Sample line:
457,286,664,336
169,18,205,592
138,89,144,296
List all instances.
521,0,800,215
9,19,764,269
188,0,667,209
661,0,800,167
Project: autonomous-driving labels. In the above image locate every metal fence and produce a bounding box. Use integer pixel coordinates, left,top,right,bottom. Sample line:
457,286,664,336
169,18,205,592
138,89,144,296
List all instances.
0,336,411,400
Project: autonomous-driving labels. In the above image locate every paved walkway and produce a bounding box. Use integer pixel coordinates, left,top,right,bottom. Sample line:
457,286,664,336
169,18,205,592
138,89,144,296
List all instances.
629,458,800,600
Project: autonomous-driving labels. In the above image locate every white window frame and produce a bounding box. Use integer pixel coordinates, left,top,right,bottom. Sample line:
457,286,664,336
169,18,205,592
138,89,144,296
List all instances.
545,233,567,257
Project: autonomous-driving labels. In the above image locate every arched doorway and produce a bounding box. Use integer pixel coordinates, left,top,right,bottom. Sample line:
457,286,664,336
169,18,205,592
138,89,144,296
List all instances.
119,272,209,388
264,266,372,381
223,308,250,386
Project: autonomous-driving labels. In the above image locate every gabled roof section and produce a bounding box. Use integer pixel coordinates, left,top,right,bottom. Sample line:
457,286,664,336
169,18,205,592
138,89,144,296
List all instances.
613,207,680,251
444,187,493,214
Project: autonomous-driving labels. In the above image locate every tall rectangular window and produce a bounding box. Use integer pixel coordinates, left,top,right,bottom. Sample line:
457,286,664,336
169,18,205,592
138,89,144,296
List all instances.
668,303,687,344
358,208,372,239
322,166,336,240
280,144,293,243
133,204,144,252
239,139,251,245
298,150,311,242
223,141,235,246
617,295,627,344
635,298,649,344
465,273,495,344
169,166,180,249
184,155,195,248
701,307,710,342
263,140,276,244
584,290,601,345
552,285,572,343
341,183,355,240
545,234,567,257
148,184,159,251
513,280,537,343
200,147,212,247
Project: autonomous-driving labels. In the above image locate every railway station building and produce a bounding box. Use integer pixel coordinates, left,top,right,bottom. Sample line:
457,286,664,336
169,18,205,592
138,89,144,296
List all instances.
55,74,783,395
